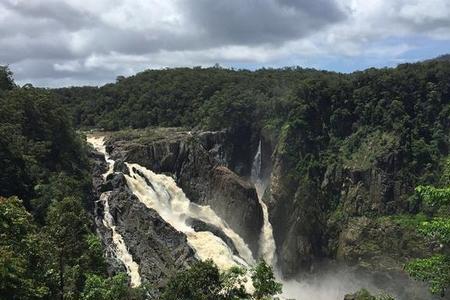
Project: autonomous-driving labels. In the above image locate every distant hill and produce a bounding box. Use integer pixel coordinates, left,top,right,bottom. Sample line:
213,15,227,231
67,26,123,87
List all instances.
426,54,450,62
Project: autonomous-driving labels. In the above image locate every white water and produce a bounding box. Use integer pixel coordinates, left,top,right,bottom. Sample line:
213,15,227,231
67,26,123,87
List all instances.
125,163,255,270
87,135,141,287
87,135,114,179
250,140,277,267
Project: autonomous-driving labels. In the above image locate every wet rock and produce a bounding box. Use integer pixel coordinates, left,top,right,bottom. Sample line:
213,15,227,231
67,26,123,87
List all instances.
107,180,197,289
209,166,263,256
187,218,239,256
90,146,196,295
106,128,264,258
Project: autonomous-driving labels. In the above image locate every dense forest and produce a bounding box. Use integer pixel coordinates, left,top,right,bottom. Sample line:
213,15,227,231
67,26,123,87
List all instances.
57,60,450,189
55,60,450,296
1,57,450,298
0,66,145,299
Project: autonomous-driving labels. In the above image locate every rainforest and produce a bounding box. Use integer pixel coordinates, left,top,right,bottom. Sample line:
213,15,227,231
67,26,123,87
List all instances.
1,57,450,300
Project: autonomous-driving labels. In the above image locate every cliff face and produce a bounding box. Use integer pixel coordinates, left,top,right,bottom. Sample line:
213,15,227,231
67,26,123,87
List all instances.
106,128,264,257
107,173,196,285
90,148,196,295
263,127,432,278
93,125,432,285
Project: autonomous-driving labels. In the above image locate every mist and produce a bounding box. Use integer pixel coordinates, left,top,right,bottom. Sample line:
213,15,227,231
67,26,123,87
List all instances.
278,263,441,300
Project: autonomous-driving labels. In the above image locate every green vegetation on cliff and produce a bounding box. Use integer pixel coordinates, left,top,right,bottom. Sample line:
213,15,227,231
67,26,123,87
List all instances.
3,56,450,298
0,67,137,299
57,60,450,188
405,185,450,296
55,59,450,296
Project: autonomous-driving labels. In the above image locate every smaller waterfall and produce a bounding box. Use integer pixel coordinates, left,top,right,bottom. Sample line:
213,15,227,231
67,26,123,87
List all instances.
125,163,255,270
251,140,277,266
101,192,141,287
87,135,114,179
87,135,141,287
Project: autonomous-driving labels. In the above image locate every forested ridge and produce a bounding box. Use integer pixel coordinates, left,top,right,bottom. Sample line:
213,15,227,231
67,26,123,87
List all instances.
52,59,450,296
0,67,143,299
1,57,450,298
58,60,450,185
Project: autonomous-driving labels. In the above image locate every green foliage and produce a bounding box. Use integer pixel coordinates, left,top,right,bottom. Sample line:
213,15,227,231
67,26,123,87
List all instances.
0,196,49,299
415,185,450,207
250,260,282,300
383,213,428,229
0,86,90,204
346,289,396,300
0,65,14,91
340,130,399,170
406,255,450,296
161,259,223,300
0,71,109,299
81,273,144,300
162,260,282,300
406,184,450,296
418,218,450,244
220,266,249,300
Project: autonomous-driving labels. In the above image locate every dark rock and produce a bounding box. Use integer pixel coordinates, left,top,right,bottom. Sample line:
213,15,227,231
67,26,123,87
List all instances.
335,216,432,271
106,173,197,291
106,128,264,257
208,166,263,256
90,143,196,294
265,127,423,277
186,218,239,256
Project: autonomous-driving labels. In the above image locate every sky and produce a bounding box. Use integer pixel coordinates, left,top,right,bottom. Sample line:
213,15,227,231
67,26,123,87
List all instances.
1,0,450,87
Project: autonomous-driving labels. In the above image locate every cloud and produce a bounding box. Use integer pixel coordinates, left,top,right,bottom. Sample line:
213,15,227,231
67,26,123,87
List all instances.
180,0,346,45
0,0,449,87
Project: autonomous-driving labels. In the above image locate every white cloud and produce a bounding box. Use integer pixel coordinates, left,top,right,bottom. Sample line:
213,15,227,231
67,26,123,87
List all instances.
1,0,449,86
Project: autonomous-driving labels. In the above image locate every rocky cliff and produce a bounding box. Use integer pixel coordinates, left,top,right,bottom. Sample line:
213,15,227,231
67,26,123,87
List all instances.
93,125,435,294
106,128,264,257
262,127,435,281
90,147,196,296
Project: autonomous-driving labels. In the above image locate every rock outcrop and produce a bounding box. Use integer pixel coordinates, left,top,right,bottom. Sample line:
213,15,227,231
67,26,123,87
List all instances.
106,128,264,256
90,146,196,294
106,173,196,288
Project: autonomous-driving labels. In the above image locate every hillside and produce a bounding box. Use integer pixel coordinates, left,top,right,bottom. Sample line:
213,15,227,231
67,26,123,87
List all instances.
2,58,450,299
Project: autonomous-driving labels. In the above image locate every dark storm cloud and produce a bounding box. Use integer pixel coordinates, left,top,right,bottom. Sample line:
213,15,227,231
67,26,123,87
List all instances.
182,0,346,45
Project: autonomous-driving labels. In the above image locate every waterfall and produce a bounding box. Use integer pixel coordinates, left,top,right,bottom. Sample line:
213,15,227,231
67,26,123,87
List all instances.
125,163,255,270
251,139,277,267
87,135,141,287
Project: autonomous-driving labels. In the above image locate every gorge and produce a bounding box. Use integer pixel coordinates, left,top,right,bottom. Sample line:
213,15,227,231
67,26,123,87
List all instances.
2,58,450,299
87,127,440,300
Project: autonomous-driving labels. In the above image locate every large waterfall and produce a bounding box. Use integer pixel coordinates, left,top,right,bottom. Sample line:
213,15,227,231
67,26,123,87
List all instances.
125,163,254,269
87,135,142,287
88,135,254,279
250,140,277,267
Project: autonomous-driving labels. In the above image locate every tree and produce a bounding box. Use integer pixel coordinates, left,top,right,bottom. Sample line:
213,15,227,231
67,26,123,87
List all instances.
250,260,282,300
405,185,450,296
45,197,91,299
161,260,222,300
0,196,49,299
162,260,283,300
220,266,249,300
0,65,14,91
81,273,145,300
